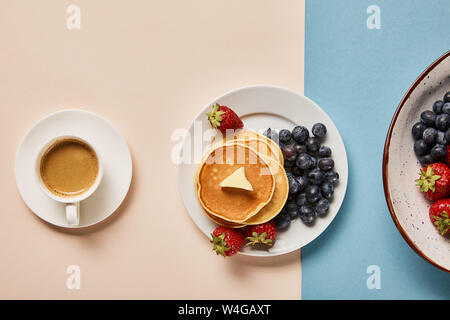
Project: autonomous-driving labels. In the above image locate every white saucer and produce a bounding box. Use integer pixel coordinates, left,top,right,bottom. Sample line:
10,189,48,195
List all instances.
15,109,132,228
178,85,348,257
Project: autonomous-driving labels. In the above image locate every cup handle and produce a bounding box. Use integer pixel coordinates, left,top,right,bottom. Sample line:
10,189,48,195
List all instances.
66,202,80,226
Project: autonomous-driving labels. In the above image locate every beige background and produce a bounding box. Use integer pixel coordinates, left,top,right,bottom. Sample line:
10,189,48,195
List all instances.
0,0,305,299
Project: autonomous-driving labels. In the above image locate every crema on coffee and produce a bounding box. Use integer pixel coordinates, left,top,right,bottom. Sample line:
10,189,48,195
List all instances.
40,139,99,197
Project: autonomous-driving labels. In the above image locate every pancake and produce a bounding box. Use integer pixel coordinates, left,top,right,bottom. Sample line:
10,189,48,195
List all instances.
230,130,284,166
233,138,280,162
197,138,279,185
204,130,282,163
196,143,275,223
204,207,246,228
201,139,280,166
197,157,288,226
195,183,246,228
244,157,289,225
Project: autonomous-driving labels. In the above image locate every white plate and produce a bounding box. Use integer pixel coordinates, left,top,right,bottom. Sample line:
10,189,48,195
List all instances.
15,109,132,228
178,85,348,256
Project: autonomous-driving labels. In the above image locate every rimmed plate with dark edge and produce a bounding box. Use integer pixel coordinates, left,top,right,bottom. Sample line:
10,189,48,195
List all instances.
383,51,450,272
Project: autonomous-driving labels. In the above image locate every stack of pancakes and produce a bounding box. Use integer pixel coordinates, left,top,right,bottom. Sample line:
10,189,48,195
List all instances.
195,130,289,228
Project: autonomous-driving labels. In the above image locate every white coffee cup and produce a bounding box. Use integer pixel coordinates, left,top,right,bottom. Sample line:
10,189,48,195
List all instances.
35,135,103,226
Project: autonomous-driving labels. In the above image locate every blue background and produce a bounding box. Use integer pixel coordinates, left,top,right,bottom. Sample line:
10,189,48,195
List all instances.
303,0,450,299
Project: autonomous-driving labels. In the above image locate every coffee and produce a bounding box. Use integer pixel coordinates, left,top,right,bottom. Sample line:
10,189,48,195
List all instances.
40,139,99,197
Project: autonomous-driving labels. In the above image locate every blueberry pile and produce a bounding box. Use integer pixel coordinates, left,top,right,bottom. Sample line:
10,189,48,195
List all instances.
264,124,339,230
412,91,450,166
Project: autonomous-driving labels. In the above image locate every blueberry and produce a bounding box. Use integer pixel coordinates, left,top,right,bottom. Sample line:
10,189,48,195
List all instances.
279,129,292,143
419,154,434,166
422,127,437,144
287,193,295,201
299,205,316,224
436,130,447,145
277,219,290,230
321,182,334,199
274,211,291,230
318,145,332,157
443,103,450,115
431,144,446,162
296,153,312,170
309,155,318,169
315,198,329,216
294,144,307,154
325,171,339,185
420,110,437,127
308,168,325,185
413,139,430,156
275,210,291,224
292,126,309,143
296,176,309,192
263,128,279,143
312,123,327,139
274,213,282,225
306,137,320,153
281,209,291,220
288,176,300,194
282,145,297,161
433,100,445,114
285,202,300,219
305,185,321,204
284,159,295,168
436,113,450,131
274,208,286,220
446,128,450,143
291,166,303,177
318,158,335,171
444,91,450,103
412,122,427,140
295,192,307,206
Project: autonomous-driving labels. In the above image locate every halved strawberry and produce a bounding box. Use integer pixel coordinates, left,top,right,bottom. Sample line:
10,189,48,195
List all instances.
429,199,450,236
415,163,450,201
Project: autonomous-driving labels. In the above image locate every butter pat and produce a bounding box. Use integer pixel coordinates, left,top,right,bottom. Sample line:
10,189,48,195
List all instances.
220,167,253,191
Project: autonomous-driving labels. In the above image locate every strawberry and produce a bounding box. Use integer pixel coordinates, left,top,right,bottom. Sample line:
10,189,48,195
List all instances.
429,199,450,236
244,221,277,246
211,226,245,257
206,104,243,135
415,163,450,201
446,145,450,166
